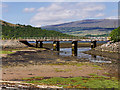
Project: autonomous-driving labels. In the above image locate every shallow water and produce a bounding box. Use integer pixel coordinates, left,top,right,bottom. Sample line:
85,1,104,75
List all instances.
59,47,112,63
29,41,113,63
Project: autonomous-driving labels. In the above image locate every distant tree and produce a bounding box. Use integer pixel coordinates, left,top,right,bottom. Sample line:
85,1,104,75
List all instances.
16,24,21,25
26,25,32,27
110,26,120,42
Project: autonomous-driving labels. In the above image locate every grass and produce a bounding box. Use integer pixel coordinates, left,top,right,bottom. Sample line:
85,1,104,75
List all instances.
1,47,44,55
88,73,98,76
91,64,104,70
49,63,104,71
94,67,103,70
22,76,44,80
49,62,101,67
0,48,25,55
48,62,91,66
92,64,100,67
48,63,104,71
0,51,14,54
54,68,71,72
76,63,85,67
23,75,119,88
103,72,112,76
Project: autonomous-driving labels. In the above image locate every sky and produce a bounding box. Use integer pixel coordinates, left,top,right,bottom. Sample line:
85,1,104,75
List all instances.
1,1,119,27
2,0,120,2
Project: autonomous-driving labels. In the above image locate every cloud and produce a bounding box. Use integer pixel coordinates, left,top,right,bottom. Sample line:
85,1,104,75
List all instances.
3,0,119,2
30,2,106,26
95,13,104,17
84,0,119,2
106,16,118,19
83,5,105,11
23,8,35,12
37,4,63,12
0,3,8,8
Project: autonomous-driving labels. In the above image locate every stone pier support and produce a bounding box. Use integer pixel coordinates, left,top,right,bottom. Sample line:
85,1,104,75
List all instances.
93,41,97,48
36,40,38,48
53,41,60,51
40,41,43,48
56,41,60,51
53,41,57,51
72,41,78,56
91,41,94,49
91,40,97,49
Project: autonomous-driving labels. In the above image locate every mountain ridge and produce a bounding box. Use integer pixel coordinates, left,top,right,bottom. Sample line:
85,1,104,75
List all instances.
43,19,118,28
42,19,118,36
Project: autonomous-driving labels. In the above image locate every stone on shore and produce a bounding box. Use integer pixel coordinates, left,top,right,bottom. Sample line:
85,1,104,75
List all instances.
95,41,120,53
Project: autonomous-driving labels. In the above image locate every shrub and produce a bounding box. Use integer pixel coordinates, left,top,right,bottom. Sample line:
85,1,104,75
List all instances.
110,26,120,42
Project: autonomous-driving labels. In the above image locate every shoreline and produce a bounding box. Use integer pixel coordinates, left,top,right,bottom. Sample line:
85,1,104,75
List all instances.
1,41,119,61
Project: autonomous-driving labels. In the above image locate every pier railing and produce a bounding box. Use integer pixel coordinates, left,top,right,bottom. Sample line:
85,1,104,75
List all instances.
1,37,109,41
1,37,86,39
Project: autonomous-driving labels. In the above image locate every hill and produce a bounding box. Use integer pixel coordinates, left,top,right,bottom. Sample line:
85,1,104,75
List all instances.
0,20,19,27
42,19,118,36
1,20,72,39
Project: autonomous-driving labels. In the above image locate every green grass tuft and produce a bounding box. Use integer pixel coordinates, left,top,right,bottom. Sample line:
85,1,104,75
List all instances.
22,76,44,81
54,68,71,72
0,51,14,54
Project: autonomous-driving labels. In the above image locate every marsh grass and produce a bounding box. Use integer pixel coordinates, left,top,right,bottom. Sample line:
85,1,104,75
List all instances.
23,75,118,88
94,67,103,70
0,51,14,54
1,47,45,55
22,76,44,81
54,68,71,72
103,72,112,76
88,73,98,76
48,62,93,66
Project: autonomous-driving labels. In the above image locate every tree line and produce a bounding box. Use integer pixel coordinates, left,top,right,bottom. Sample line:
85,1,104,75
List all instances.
2,24,72,39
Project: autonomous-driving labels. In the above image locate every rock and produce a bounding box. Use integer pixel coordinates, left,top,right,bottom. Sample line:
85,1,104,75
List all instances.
28,73,34,75
0,81,63,89
96,41,120,53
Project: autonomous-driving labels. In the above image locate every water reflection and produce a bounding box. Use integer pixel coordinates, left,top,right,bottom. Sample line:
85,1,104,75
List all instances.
91,55,97,58
59,47,112,63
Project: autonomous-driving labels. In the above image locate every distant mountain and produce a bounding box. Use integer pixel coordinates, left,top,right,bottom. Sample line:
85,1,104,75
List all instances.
43,19,118,28
42,19,118,36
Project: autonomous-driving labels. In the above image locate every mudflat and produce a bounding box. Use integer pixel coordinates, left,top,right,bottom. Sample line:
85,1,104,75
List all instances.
2,47,118,81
